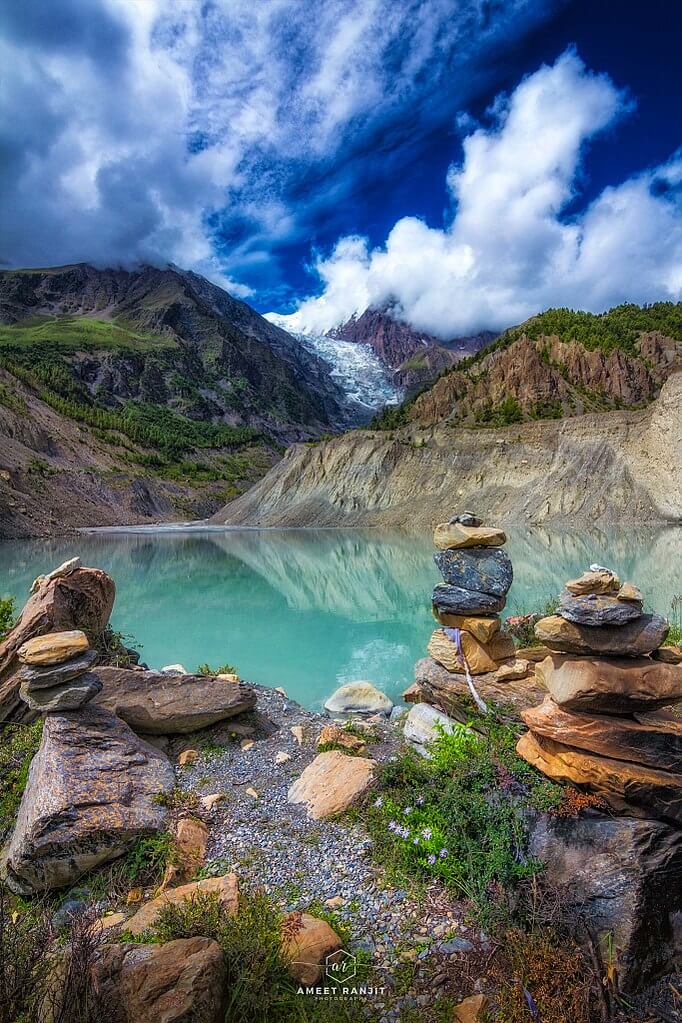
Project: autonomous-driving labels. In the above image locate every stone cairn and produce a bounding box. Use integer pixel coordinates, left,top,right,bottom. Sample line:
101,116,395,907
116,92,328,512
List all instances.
16,629,102,714
428,511,519,711
517,564,682,824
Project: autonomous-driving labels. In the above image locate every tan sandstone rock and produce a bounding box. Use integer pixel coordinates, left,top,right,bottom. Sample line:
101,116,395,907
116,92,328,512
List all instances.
281,912,343,984
618,582,644,603
174,817,208,880
517,731,682,825
494,658,532,682
453,994,489,1023
433,522,506,551
523,695,682,772
565,569,620,595
124,874,239,936
535,613,669,656
95,937,227,1023
317,725,366,754
288,751,377,819
428,629,498,675
18,630,89,666
535,654,682,713
178,749,199,766
324,681,393,716
431,609,500,643
654,645,682,664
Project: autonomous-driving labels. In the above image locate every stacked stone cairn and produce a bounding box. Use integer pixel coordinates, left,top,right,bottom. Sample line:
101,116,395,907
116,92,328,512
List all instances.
517,564,682,825
428,511,519,706
16,629,102,713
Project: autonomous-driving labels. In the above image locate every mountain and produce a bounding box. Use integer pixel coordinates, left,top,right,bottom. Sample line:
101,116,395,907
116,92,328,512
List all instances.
0,263,353,537
326,304,496,392
212,302,682,530
372,304,682,429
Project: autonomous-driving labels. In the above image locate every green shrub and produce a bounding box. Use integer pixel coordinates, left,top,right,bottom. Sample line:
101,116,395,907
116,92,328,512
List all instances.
0,596,15,640
364,718,563,927
196,661,237,676
121,831,177,887
0,720,43,842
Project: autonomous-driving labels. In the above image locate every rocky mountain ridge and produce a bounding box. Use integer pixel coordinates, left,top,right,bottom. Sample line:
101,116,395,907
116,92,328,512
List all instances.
212,370,682,530
327,305,496,392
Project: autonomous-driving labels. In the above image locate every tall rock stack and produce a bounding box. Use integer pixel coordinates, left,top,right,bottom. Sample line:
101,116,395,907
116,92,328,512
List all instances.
428,512,516,683
517,565,682,824
15,629,103,713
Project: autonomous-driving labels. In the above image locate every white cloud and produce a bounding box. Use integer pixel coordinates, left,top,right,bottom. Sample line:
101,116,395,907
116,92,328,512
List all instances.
0,0,544,290
274,50,682,337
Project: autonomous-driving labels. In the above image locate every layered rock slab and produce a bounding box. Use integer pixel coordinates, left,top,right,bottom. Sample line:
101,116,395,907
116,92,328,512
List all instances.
535,654,682,713
557,591,642,626
413,657,545,722
94,667,257,734
534,613,669,656
5,704,175,890
517,731,682,826
432,583,505,616
0,567,115,722
522,696,682,772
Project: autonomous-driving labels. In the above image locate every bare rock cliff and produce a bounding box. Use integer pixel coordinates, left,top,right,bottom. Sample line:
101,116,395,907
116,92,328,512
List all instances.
211,372,682,530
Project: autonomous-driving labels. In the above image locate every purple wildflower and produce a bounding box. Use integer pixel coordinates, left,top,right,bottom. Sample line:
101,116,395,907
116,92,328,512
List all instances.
416,796,425,806
374,797,383,808
387,820,397,832
413,837,419,845
403,806,412,815
427,854,436,865
439,848,449,859
421,828,432,840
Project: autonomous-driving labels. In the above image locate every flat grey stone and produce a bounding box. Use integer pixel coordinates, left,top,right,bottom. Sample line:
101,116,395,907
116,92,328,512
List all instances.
19,672,103,712
18,649,100,690
432,583,506,616
558,590,642,627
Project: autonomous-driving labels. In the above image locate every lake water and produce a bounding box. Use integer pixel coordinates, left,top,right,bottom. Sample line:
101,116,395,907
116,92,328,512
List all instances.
0,526,680,710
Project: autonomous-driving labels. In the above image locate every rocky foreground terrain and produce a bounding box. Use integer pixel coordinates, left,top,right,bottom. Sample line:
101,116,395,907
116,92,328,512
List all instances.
1,537,682,1020
213,369,682,530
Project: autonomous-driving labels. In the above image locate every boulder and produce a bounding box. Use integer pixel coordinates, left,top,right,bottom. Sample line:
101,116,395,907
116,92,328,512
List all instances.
94,938,227,1023
529,813,682,990
431,609,500,643
288,751,377,819
428,628,498,675
323,681,393,717
557,591,642,627
523,696,682,772
124,874,239,936
494,658,532,682
433,523,506,550
534,613,669,656
5,705,175,891
432,583,505,616
18,630,90,666
565,568,620,595
17,648,99,689
433,547,513,597
94,667,257,734
19,672,102,712
317,725,365,754
535,654,682,713
414,657,545,722
655,645,682,664
517,731,682,826
281,912,343,984
403,702,462,757
0,566,115,722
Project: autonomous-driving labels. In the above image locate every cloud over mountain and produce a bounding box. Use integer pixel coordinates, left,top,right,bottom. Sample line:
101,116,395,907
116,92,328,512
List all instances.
275,50,682,337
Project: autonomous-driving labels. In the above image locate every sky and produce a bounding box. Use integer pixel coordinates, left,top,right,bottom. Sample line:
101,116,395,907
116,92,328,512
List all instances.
0,0,680,338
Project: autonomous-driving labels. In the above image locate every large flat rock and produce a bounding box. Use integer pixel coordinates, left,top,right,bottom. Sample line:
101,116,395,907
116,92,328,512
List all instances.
0,567,115,722
288,750,377,819
535,653,682,713
124,874,239,936
94,667,257,734
517,730,682,826
529,812,682,991
5,704,175,890
535,613,669,656
523,695,682,772
413,656,545,722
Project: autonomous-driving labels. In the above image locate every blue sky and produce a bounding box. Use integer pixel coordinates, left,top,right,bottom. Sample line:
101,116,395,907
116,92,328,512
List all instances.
0,0,680,336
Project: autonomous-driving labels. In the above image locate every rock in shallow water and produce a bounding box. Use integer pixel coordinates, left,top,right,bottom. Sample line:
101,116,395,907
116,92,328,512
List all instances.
432,583,506,616
5,705,175,891
324,680,393,716
535,654,682,713
558,591,642,626
433,547,512,597
535,613,669,656
19,671,103,712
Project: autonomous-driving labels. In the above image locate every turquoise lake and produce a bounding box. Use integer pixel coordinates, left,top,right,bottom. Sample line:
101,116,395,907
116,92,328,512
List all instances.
0,526,680,710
